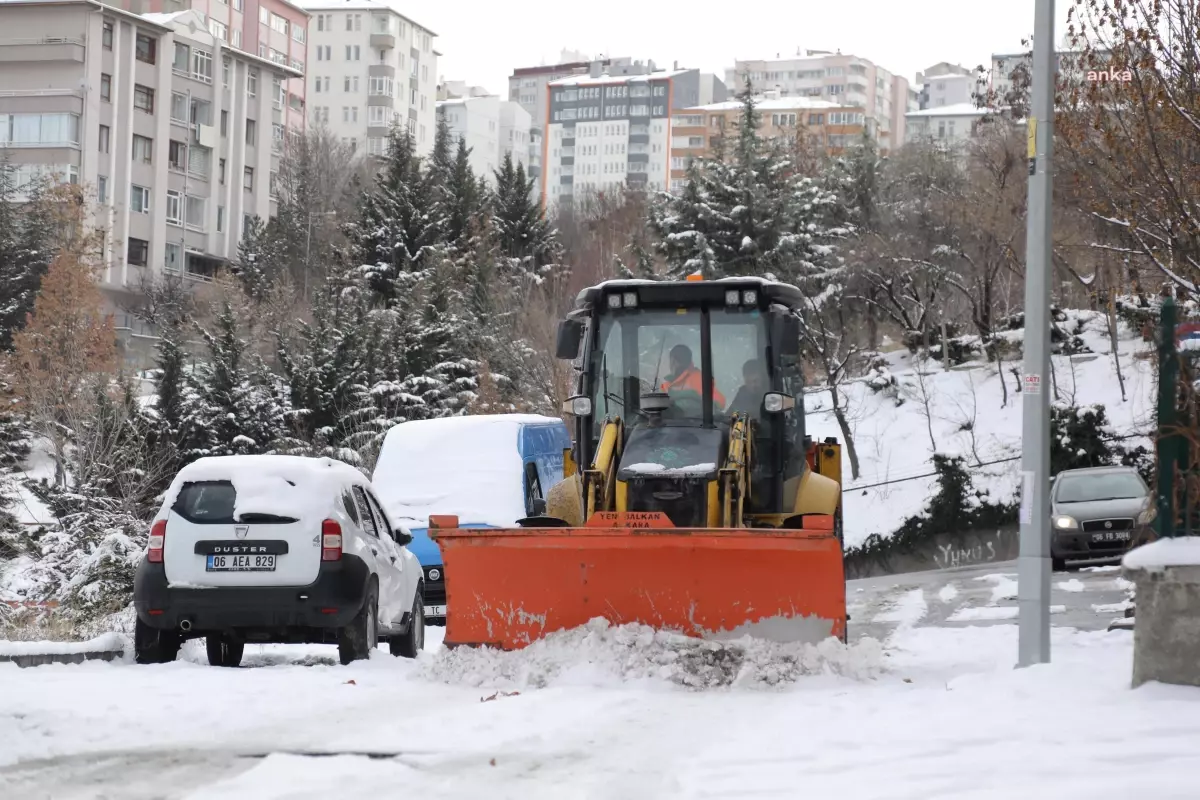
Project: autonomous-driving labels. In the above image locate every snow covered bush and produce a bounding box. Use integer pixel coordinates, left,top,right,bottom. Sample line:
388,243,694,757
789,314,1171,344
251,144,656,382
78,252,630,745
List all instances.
1050,402,1125,475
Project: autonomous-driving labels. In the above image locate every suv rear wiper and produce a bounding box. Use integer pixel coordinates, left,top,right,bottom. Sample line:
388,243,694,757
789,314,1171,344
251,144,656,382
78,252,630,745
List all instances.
235,512,299,524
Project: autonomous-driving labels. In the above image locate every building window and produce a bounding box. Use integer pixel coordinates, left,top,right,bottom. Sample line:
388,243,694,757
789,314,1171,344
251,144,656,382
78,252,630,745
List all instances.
169,139,186,171
219,158,226,184
221,110,228,136
186,196,205,229
97,175,107,203
368,76,392,96
368,105,387,125
217,205,225,232
166,190,182,224
164,242,181,271
100,73,111,101
135,32,156,64
134,84,154,113
98,124,110,153
317,14,324,31
192,49,213,83
132,134,152,164
269,12,288,35
130,184,150,214
170,92,188,123
232,28,242,47
259,7,268,24
243,167,253,190
222,58,230,89
127,238,149,267
172,42,189,73
246,119,256,145
293,25,306,43
102,21,113,50
247,70,257,97
209,19,228,42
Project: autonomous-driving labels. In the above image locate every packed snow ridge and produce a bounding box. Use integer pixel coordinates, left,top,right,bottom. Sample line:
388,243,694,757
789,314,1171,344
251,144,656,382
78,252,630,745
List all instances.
419,618,886,690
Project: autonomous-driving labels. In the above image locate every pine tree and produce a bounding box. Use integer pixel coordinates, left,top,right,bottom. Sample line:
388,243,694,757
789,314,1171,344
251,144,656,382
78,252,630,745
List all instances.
443,137,486,249
180,300,291,460
350,124,445,305
492,152,557,278
235,215,280,301
0,161,54,350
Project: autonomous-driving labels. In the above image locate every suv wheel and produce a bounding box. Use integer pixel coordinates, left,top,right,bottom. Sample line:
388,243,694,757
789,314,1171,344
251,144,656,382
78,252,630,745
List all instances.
206,634,245,668
338,584,378,665
134,617,180,665
390,593,424,658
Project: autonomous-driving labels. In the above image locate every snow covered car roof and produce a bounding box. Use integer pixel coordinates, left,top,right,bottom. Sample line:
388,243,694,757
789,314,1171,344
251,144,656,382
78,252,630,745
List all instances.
372,414,565,528
160,455,369,524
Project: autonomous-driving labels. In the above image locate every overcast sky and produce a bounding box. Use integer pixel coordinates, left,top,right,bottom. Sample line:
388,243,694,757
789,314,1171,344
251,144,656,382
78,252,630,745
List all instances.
415,0,1081,96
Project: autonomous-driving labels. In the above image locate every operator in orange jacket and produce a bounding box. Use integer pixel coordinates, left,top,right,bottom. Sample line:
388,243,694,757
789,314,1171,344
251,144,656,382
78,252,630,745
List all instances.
660,344,726,407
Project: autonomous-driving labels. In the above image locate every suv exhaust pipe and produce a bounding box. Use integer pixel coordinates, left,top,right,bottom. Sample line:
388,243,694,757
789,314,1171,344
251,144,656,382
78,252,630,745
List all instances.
179,618,193,632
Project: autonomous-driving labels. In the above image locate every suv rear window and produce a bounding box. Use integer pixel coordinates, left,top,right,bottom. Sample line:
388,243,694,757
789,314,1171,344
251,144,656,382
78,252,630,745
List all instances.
172,481,298,524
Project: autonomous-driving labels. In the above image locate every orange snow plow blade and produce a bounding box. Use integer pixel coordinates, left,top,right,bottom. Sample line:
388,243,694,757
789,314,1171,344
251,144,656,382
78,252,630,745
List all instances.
429,513,846,650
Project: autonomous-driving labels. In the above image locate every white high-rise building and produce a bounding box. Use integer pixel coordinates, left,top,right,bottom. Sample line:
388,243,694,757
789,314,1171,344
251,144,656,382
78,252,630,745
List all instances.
301,0,438,157
436,95,531,185
914,63,981,110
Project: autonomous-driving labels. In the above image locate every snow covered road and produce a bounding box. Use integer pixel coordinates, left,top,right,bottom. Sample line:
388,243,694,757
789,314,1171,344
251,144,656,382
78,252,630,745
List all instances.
2,565,1197,800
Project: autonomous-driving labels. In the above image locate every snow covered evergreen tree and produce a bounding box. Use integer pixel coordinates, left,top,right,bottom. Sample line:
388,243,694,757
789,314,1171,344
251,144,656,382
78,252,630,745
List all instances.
349,125,445,306
0,163,55,351
647,82,845,284
180,299,292,460
492,152,558,279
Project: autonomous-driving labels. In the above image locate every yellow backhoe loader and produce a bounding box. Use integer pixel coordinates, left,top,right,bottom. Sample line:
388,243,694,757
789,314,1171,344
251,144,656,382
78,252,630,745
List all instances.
430,276,846,649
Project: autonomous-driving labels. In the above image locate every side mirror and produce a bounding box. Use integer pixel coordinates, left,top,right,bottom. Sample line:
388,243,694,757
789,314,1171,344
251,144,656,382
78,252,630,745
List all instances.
531,497,547,516
555,319,584,360
394,527,413,546
562,395,593,416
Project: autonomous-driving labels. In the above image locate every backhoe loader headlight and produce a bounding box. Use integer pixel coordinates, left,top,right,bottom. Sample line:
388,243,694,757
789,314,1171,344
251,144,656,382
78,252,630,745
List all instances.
742,289,758,305
563,395,593,416
608,293,623,309
725,289,741,306
622,292,638,307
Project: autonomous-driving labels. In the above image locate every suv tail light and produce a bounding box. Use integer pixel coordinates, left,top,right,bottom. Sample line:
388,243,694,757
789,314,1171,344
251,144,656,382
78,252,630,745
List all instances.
321,519,342,561
148,520,166,563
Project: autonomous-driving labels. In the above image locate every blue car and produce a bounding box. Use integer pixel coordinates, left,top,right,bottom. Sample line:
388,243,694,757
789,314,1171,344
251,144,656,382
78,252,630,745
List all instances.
371,414,572,625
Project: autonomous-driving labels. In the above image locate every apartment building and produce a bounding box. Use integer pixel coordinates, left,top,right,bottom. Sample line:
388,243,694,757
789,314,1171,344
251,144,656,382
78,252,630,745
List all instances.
498,100,532,176
668,95,867,192
904,104,990,146
725,50,915,151
543,64,712,205
0,0,300,364
509,52,632,134
107,0,310,136
914,62,983,110
302,0,437,157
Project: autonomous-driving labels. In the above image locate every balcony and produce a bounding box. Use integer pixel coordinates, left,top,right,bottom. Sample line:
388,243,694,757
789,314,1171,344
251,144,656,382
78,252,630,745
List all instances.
0,37,84,63
370,32,395,49
368,63,395,78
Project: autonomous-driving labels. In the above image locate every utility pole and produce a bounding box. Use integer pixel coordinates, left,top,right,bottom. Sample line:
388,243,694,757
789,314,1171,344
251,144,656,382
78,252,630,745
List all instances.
1018,0,1056,667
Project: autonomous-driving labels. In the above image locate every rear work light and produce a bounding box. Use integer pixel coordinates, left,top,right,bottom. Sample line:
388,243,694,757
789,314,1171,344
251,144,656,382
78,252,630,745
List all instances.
148,520,166,563
321,519,343,561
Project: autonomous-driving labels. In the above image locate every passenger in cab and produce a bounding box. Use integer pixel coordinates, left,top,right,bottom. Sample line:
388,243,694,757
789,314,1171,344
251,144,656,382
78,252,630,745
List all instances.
661,344,726,407
726,359,769,417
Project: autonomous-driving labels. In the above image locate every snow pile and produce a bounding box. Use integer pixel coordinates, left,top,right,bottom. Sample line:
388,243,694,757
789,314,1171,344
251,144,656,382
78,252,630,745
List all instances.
0,632,127,657
1123,536,1200,571
420,618,886,690
622,462,716,476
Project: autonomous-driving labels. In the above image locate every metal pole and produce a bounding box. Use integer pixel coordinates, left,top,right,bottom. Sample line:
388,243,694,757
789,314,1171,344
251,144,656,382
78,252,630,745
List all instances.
1017,0,1056,667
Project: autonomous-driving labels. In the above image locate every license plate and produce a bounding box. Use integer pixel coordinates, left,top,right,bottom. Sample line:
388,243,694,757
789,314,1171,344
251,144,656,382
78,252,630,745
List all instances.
1091,530,1131,543
207,554,276,571
424,605,446,617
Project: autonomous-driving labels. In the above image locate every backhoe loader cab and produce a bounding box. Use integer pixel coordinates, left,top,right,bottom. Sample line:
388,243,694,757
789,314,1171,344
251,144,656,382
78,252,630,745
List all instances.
554,277,841,531
430,276,847,651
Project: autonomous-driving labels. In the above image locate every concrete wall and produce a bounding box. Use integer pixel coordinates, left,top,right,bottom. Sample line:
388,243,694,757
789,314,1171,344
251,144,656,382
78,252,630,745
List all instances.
845,524,1020,579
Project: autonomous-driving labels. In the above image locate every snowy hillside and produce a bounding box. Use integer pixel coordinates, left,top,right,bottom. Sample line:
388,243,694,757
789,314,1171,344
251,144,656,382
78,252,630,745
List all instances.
803,310,1156,548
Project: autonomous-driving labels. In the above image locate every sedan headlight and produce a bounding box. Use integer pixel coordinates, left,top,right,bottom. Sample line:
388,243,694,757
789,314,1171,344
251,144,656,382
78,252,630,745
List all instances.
1137,507,1157,525
1053,515,1079,530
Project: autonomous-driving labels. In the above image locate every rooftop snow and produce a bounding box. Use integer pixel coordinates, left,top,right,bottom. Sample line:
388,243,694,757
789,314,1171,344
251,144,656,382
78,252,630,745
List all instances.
906,102,993,118
688,97,845,112
297,0,436,33
549,69,692,87
140,11,188,24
